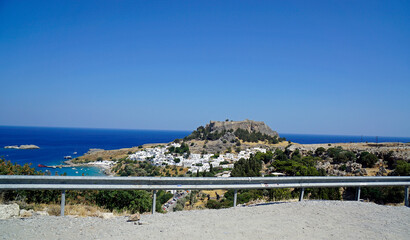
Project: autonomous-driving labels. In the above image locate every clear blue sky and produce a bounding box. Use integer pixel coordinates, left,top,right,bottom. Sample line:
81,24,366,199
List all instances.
1,0,409,137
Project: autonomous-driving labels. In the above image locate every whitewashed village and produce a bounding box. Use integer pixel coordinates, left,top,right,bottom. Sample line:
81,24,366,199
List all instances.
127,143,267,177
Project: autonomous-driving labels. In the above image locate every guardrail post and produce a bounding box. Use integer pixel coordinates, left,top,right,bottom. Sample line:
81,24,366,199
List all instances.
356,187,361,201
60,190,66,216
233,189,238,207
152,190,157,214
405,186,409,207
299,188,305,201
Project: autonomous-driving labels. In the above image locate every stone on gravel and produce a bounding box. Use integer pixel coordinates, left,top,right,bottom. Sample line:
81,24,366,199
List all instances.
128,212,140,222
0,203,20,219
19,209,34,218
100,213,114,219
33,211,49,216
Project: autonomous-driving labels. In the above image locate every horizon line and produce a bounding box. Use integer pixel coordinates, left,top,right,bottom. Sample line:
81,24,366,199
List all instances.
1,124,409,139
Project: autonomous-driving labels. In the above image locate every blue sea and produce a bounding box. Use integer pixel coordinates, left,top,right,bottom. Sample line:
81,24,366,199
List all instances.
1,126,409,176
0,126,190,176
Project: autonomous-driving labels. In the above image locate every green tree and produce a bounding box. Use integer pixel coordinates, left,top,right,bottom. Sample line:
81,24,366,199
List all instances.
392,160,410,176
315,147,326,156
358,152,378,168
274,149,288,161
231,154,262,177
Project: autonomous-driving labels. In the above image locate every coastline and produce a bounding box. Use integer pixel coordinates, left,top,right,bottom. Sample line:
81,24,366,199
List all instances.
50,160,115,176
65,141,410,177
71,143,168,163
42,143,170,176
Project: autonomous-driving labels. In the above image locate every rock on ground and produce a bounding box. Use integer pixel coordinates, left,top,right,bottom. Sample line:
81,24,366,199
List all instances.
0,203,19,219
0,201,409,240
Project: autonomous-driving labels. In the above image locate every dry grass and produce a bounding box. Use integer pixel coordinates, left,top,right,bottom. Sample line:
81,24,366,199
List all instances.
16,203,127,217
201,190,227,198
191,190,228,209
64,204,101,217
72,143,169,163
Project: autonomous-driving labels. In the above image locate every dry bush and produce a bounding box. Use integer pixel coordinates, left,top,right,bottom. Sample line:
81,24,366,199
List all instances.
46,204,61,216
64,204,130,217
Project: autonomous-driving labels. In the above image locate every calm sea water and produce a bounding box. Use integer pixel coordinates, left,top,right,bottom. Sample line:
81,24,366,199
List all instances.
1,126,409,176
0,126,190,176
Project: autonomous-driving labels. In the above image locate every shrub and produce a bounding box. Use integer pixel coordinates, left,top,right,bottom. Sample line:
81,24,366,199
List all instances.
358,152,378,168
315,147,326,156
173,197,187,211
205,200,222,209
306,187,341,200
0,157,41,175
360,187,404,204
392,160,410,176
224,189,264,204
267,188,292,201
95,190,151,213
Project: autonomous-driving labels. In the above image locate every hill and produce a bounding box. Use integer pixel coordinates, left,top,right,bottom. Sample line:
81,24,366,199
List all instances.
208,119,278,137
183,119,286,154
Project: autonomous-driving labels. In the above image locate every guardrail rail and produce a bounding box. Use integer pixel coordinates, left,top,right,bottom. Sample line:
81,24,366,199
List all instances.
0,176,409,216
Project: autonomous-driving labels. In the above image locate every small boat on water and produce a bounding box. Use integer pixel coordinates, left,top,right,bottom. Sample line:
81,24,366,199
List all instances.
38,164,61,169
64,156,72,159
73,152,77,155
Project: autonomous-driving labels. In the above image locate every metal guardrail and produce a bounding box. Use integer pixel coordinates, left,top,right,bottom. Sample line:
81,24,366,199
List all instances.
0,176,409,216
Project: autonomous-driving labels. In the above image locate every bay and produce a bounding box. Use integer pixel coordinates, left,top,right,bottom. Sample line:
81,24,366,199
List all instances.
0,126,190,176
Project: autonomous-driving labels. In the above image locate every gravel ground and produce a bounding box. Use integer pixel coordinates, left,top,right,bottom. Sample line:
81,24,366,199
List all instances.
0,201,409,240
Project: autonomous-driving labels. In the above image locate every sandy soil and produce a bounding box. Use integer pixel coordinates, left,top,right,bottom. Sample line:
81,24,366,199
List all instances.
1,201,409,240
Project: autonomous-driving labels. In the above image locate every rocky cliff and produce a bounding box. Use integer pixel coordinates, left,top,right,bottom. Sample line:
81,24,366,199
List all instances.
208,120,279,137
183,119,284,154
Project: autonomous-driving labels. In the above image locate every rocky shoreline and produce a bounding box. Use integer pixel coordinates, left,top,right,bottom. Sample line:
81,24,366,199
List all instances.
49,159,115,176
